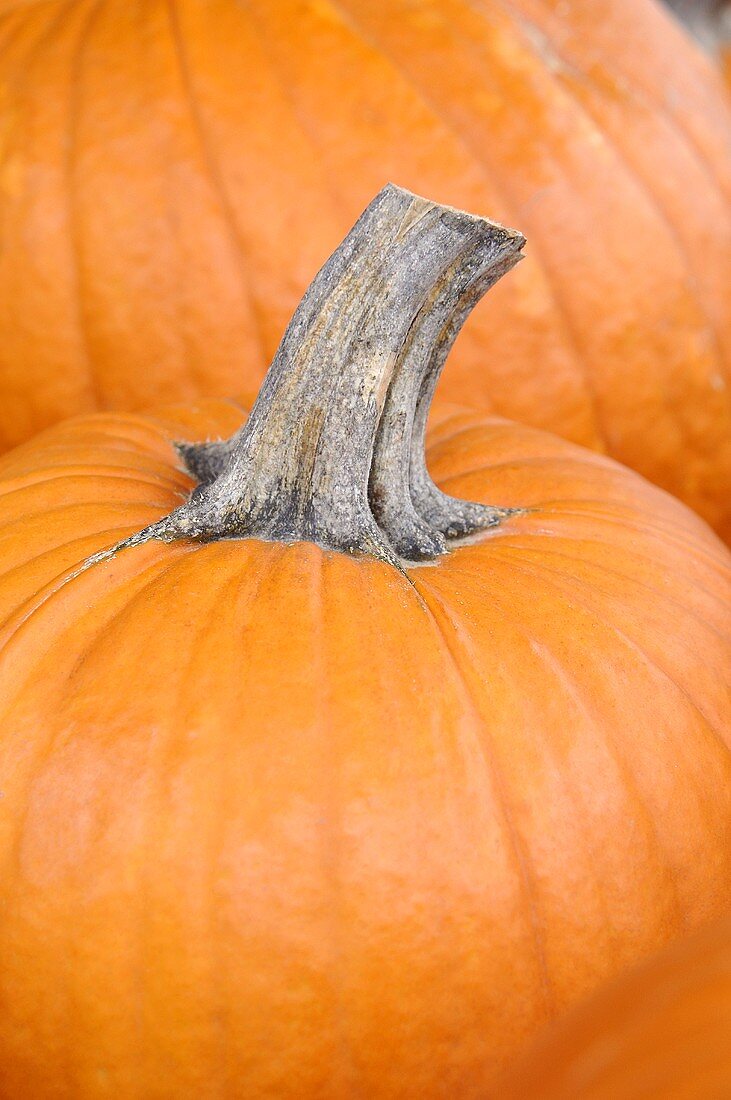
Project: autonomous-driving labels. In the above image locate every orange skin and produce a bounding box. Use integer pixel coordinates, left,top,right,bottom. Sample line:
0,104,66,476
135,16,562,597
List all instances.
0,398,729,1098
499,913,731,1099
0,0,730,538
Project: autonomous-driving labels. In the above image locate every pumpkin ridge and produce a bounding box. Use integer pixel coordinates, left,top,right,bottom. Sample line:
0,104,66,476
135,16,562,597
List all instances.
432,0,724,441
498,0,731,398
0,551,190,846
523,0,731,202
405,570,557,1019
311,548,359,1096
0,2,33,65
128,552,272,1091
0,500,176,540
243,0,350,223
491,552,731,758
0,466,185,496
511,504,731,574
435,454,617,484
64,0,106,414
486,539,731,641
164,0,270,385
0,543,179,699
424,560,692,932
509,0,731,201
0,546,256,1093
0,527,146,592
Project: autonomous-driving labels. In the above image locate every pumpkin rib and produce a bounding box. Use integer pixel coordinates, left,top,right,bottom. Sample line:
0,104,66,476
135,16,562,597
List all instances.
436,481,727,571
0,534,177,684
0,0,62,16
427,416,513,449
497,0,731,396
428,429,597,464
465,537,731,749
492,540,731,644
428,0,724,435
486,626,614,921
0,502,176,543
486,542,731,685
64,0,106,416
436,455,619,483
424,561,687,933
130,552,259,1094
487,583,676,947
240,0,366,225
0,469,185,501
0,2,31,66
0,0,100,438
405,572,557,1020
468,551,728,927
0,550,210,1097
0,418,177,466
515,506,731,576
330,0,608,448
0,448,183,484
0,550,187,856
206,547,296,1093
494,552,731,766
0,528,147,595
461,527,727,620
523,0,731,204
492,506,725,574
510,0,731,204
163,0,270,386
314,548,360,1097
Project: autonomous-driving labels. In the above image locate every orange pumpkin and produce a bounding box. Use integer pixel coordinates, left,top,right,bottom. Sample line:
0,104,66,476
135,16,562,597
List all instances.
0,187,729,1098
0,0,730,540
499,913,731,1099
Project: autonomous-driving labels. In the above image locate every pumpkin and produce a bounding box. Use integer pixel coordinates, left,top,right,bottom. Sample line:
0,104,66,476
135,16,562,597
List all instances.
499,913,731,1099
0,0,730,541
0,187,729,1098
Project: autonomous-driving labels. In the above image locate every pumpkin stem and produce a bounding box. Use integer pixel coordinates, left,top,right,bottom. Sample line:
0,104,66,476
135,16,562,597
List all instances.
117,184,524,566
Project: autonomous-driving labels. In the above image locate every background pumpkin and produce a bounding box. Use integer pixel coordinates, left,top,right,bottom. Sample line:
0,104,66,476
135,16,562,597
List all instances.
499,913,731,1099
0,0,730,540
0,180,729,1094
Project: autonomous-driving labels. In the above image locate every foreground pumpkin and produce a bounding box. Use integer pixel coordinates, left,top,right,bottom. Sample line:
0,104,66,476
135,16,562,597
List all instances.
499,913,731,1099
0,188,729,1098
0,0,730,541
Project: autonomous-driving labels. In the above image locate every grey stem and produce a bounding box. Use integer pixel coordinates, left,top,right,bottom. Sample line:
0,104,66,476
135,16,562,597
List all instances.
116,184,525,568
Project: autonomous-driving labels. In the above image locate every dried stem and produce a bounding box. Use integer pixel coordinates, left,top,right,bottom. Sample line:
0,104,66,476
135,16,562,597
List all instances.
101,184,525,568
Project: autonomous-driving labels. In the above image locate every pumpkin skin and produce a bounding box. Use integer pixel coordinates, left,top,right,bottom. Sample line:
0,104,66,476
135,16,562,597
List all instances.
0,399,729,1098
499,913,731,1099
0,0,731,539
